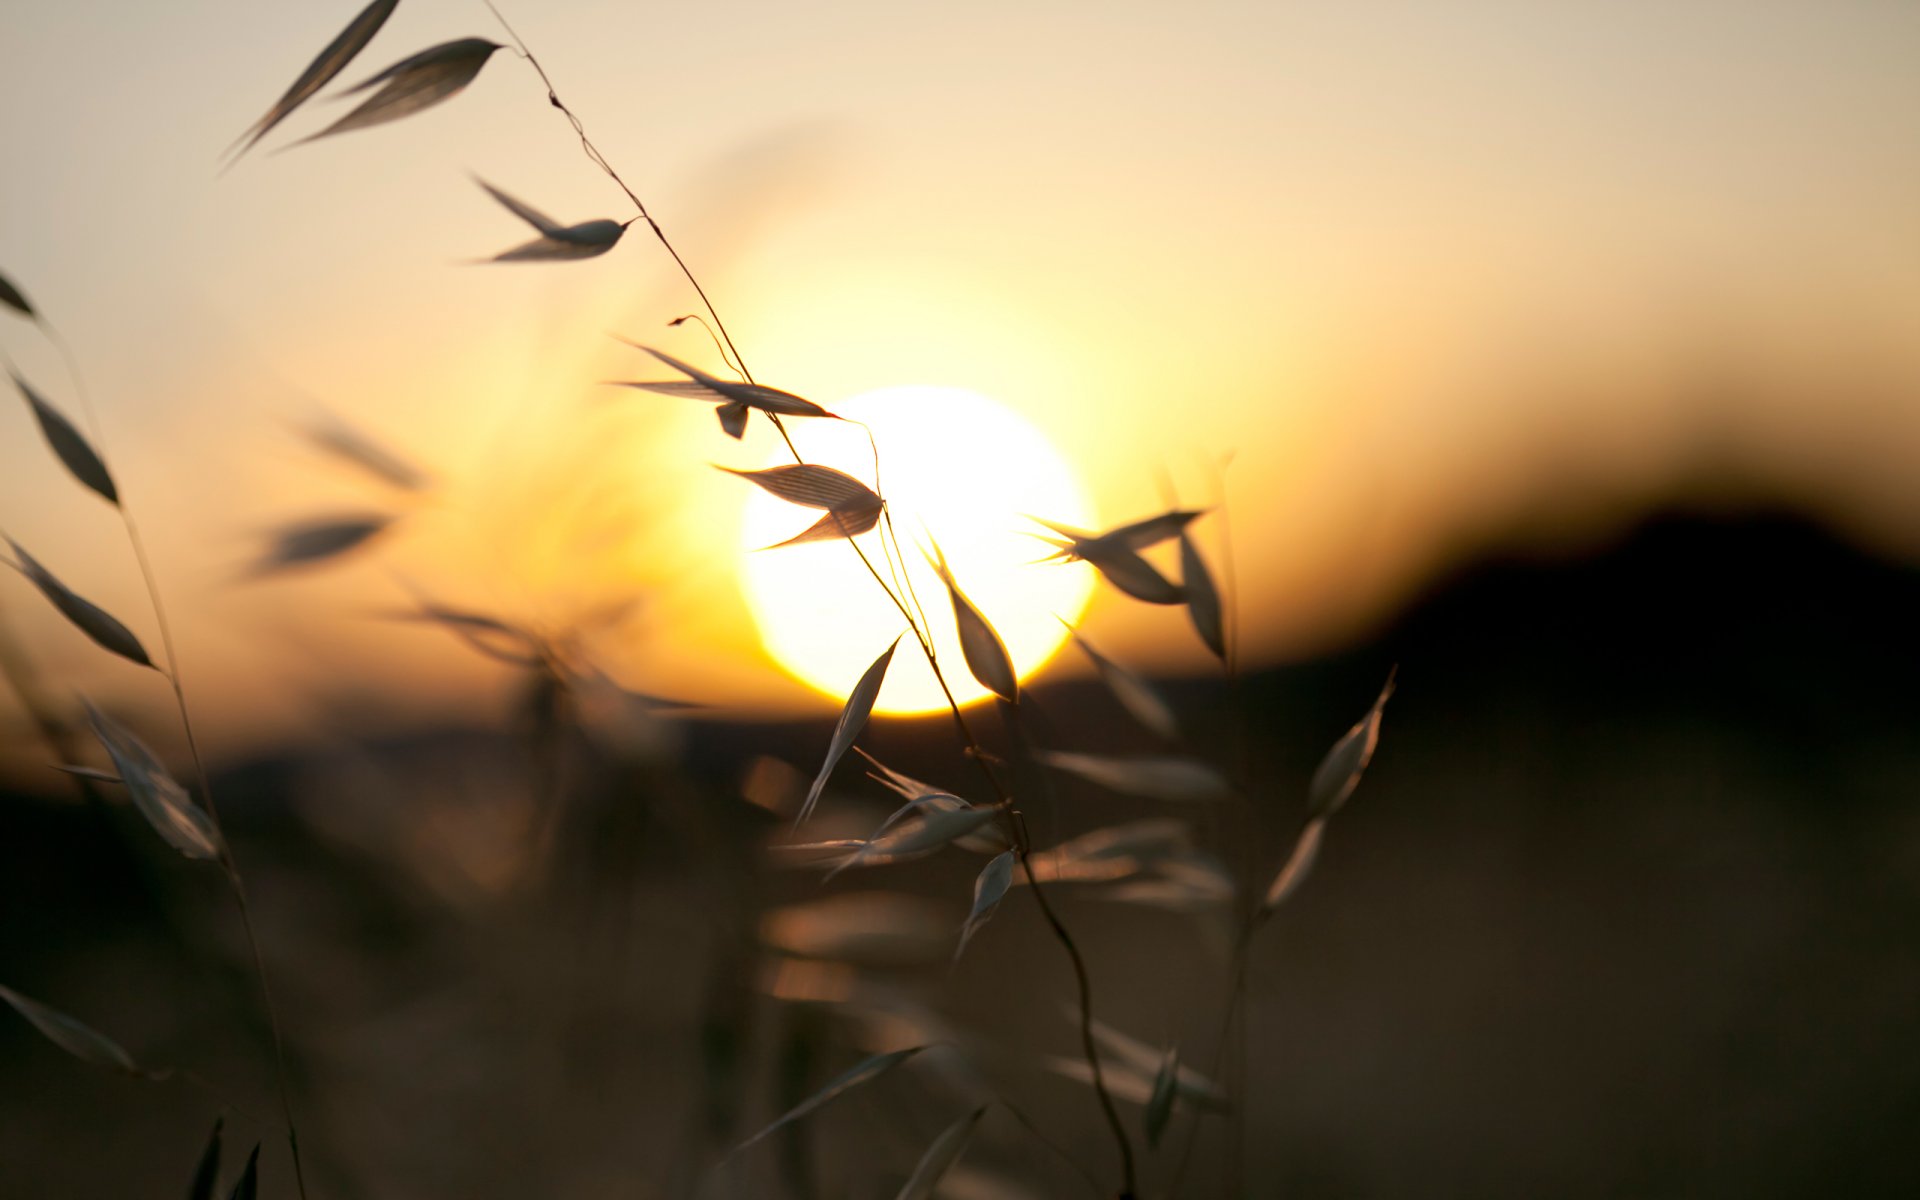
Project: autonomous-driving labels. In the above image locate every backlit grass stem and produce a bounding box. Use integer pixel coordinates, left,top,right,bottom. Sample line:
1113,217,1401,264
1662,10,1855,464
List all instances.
480,6,1139,1192
34,314,311,1200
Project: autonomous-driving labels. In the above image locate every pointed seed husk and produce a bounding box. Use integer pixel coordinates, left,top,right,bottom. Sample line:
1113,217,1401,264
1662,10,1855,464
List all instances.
82,699,223,861
0,982,140,1074
827,803,1002,880
1306,670,1396,818
474,178,625,261
763,504,881,550
955,850,1015,963
485,226,624,262
1179,530,1225,658
0,270,34,317
1062,622,1177,739
1086,545,1184,605
11,369,117,504
252,514,390,574
619,341,835,418
293,38,500,144
6,539,152,667
720,464,881,512
927,540,1016,704
1260,817,1326,913
225,0,399,161
798,636,900,824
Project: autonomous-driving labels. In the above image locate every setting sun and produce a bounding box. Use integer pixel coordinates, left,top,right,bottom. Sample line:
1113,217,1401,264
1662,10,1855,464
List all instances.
738,386,1094,713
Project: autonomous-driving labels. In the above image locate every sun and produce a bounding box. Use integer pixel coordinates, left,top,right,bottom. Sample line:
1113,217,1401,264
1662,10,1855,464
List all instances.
739,386,1095,713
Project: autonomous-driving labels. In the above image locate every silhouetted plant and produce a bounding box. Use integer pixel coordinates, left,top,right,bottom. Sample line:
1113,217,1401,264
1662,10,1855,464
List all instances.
0,3,1400,1197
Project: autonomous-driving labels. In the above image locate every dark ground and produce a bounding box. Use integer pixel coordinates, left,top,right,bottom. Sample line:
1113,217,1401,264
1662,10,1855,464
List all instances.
2,512,1917,1198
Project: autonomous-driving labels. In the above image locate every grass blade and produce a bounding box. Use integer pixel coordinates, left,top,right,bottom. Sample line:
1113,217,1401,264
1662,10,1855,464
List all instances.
9,369,115,505
894,1106,987,1200
224,0,400,162
798,636,900,824
5,539,152,667
734,1045,924,1152
1307,669,1396,819
82,699,224,861
0,982,141,1074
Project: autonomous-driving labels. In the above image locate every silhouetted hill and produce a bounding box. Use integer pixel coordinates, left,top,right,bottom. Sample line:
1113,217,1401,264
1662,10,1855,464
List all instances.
1386,511,1919,740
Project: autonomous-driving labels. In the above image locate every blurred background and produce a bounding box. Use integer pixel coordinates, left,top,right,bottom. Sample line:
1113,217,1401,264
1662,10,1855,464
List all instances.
3,0,1918,1195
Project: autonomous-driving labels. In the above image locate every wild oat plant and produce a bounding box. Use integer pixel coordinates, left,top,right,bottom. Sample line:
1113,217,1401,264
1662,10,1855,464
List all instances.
1,3,1393,1197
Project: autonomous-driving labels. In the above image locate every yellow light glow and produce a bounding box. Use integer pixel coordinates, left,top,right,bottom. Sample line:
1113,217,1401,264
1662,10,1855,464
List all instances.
739,386,1095,713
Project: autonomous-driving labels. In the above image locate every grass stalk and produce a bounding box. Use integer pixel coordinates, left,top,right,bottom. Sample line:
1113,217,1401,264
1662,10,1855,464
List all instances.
39,318,312,1200
479,6,1139,1191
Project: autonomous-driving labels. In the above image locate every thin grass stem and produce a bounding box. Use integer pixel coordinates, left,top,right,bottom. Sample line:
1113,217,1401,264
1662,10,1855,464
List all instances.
482,8,1138,1191
39,318,312,1200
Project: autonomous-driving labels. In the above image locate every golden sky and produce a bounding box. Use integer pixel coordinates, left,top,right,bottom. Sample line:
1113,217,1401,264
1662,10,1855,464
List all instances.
4,0,1920,763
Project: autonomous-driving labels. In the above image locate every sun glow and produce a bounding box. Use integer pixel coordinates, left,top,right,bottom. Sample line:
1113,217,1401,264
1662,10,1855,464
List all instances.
739,386,1095,713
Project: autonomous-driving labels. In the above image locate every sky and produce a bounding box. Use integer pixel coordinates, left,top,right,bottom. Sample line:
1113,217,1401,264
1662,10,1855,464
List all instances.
4,0,1920,762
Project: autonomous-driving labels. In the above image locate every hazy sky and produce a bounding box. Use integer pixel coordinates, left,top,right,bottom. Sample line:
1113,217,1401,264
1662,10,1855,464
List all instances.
4,0,1920,760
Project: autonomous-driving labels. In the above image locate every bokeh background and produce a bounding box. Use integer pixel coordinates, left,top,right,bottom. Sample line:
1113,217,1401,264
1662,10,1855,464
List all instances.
3,0,1918,1195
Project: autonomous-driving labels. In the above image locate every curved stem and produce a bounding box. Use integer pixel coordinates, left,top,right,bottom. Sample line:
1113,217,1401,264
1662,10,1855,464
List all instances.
222,856,312,1200
668,314,746,379
481,7,1137,1191
482,0,754,387
1167,928,1253,1197
41,319,312,1200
